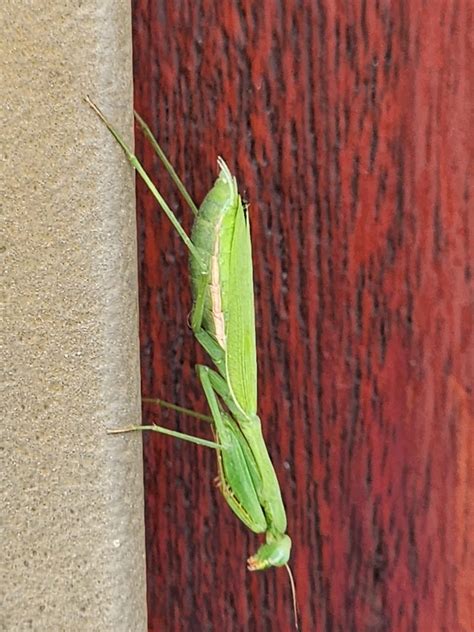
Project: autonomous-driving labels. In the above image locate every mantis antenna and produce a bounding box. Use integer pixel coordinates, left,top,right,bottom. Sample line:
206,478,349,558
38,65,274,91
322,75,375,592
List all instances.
285,563,299,630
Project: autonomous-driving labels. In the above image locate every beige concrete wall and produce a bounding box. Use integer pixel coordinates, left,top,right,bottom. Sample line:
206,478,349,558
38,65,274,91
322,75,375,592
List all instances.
1,2,147,630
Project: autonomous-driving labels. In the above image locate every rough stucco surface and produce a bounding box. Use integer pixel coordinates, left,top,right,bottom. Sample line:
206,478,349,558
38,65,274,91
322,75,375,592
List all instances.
1,3,147,631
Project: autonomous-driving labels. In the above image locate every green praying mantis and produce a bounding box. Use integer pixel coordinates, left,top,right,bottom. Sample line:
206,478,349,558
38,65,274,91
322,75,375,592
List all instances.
86,98,297,625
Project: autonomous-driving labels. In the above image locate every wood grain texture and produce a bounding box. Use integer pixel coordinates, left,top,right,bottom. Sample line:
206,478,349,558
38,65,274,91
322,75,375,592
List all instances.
132,1,473,630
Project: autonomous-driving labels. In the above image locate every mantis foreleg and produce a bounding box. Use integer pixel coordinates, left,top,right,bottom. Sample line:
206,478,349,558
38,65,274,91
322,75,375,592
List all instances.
196,364,267,533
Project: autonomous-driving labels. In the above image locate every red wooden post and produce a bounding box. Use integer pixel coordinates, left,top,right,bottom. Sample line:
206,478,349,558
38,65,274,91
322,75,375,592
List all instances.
133,1,472,630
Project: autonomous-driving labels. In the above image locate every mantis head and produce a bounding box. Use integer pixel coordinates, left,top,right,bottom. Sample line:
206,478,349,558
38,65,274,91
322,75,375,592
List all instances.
248,535,298,629
247,533,291,571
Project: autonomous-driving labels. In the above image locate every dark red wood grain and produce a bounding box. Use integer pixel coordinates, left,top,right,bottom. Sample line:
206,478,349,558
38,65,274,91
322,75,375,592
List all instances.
132,2,472,630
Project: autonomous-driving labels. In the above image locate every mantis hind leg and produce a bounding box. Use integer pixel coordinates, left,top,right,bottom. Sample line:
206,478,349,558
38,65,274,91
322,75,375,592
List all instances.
134,110,199,217
86,97,203,266
190,270,209,333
